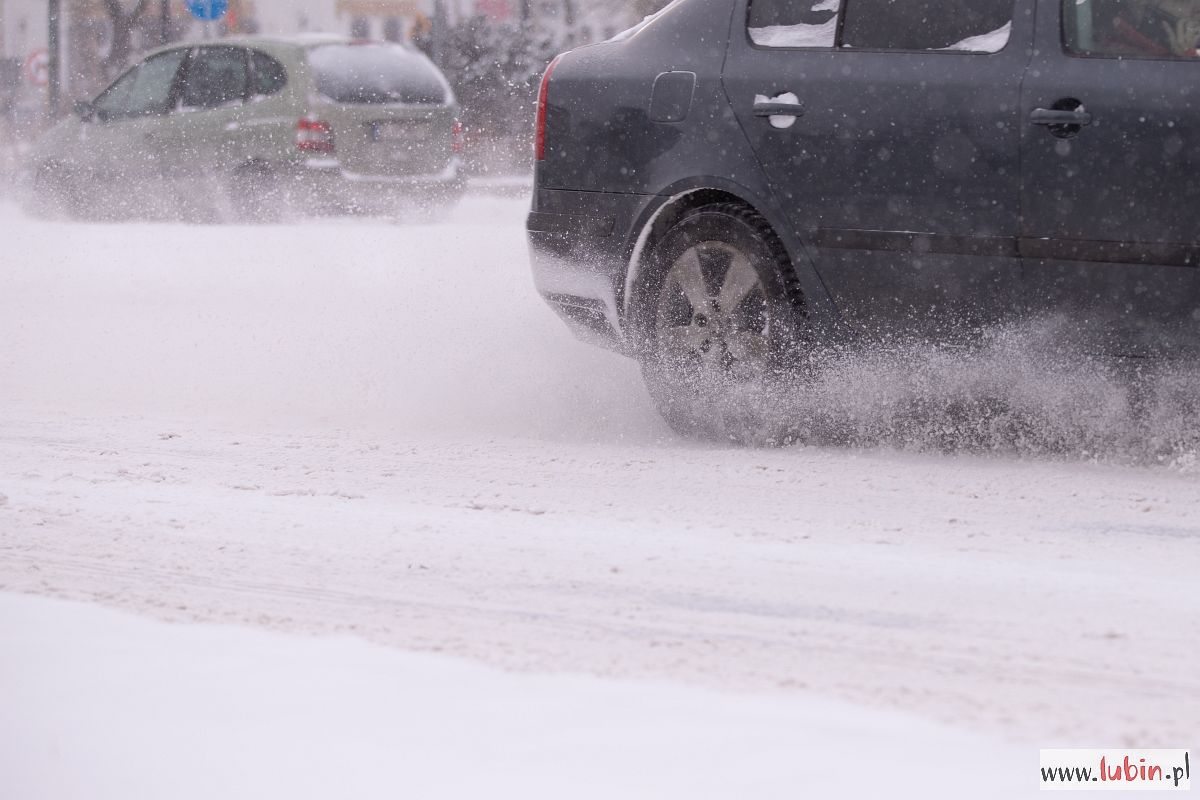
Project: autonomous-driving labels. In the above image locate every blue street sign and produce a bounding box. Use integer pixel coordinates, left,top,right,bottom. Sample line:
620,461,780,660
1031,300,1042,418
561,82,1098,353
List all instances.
186,0,228,21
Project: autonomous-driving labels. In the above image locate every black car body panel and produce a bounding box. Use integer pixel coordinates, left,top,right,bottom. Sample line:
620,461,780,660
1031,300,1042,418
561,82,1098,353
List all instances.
528,0,1200,357
530,0,841,350
1021,5,1200,353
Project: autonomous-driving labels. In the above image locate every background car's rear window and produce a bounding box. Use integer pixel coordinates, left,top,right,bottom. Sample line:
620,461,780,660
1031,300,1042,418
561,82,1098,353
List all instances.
307,44,448,105
180,47,248,109
250,50,288,96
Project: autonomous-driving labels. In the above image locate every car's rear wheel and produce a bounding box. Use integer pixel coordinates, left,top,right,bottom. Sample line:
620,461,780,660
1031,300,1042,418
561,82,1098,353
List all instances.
637,203,806,444
227,163,284,223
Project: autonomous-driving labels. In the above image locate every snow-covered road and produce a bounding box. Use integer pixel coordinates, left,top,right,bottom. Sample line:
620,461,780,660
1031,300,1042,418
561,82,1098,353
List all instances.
3,593,1040,800
1,197,1197,793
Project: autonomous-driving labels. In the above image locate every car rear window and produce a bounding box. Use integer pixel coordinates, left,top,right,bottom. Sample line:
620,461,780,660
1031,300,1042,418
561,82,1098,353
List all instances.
840,0,1013,51
749,0,841,48
749,0,1014,52
307,43,448,105
180,46,248,109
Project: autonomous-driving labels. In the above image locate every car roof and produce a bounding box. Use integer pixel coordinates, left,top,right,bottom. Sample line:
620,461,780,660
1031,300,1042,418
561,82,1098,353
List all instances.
224,33,352,48
140,33,422,58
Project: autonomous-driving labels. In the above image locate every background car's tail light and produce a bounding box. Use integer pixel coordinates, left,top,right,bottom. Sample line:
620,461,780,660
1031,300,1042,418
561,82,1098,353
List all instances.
296,116,335,154
452,119,465,155
535,55,563,162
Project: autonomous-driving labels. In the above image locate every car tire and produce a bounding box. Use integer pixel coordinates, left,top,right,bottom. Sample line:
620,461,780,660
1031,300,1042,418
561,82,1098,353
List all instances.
27,162,80,219
636,203,807,444
227,163,284,224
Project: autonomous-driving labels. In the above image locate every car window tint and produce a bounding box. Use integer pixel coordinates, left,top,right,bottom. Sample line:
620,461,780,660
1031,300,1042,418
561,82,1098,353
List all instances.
307,43,448,105
840,0,1014,52
250,50,288,96
1063,0,1200,59
180,47,249,109
93,49,187,120
749,0,842,48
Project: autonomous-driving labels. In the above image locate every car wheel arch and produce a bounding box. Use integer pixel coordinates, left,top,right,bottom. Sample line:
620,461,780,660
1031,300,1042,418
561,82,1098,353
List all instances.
226,158,284,222
29,159,81,217
232,157,274,176
621,184,806,338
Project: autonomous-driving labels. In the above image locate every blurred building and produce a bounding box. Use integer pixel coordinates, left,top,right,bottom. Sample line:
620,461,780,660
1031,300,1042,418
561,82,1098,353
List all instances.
255,1,649,42
0,0,655,67
2,1,178,106
0,0,657,128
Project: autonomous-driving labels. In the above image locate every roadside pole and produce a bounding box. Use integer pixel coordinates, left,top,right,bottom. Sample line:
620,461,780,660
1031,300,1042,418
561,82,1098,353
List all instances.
47,0,61,116
432,0,447,66
160,0,171,45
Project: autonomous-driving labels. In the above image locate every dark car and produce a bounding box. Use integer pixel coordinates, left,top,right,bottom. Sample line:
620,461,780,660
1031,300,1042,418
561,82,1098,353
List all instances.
527,0,1200,437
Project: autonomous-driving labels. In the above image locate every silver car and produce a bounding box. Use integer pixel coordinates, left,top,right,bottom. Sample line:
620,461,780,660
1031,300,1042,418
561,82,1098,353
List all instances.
25,34,466,221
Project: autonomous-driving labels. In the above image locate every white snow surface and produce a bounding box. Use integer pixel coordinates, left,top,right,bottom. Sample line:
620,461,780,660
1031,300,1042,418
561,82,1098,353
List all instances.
0,197,1198,793
2,593,1038,799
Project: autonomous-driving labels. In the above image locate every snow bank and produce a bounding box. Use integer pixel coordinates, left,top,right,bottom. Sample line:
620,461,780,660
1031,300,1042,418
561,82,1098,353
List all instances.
0,593,1036,800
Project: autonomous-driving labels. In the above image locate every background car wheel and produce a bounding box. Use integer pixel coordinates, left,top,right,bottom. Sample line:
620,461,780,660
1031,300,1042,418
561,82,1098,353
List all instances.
227,163,284,224
637,203,806,444
27,163,80,219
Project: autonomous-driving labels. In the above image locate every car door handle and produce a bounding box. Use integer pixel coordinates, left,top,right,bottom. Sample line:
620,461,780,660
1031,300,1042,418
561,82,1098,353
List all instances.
753,102,805,118
1030,108,1093,127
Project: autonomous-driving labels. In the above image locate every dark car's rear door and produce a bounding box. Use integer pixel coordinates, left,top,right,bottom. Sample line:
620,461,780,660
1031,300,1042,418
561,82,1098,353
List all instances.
722,0,1034,339
1020,0,1200,354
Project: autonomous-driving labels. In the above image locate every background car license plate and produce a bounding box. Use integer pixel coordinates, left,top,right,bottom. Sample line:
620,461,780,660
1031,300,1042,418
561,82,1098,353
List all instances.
372,122,430,143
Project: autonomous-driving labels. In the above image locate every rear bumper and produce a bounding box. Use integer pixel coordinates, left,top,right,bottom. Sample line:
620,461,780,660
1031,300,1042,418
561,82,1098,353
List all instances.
295,157,467,210
526,188,653,355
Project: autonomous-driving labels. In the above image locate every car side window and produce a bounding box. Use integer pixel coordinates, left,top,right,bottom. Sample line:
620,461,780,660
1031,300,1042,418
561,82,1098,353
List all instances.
749,0,1013,51
249,50,288,97
749,0,842,47
92,49,187,121
179,47,249,109
1063,0,1200,59
840,0,1014,51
